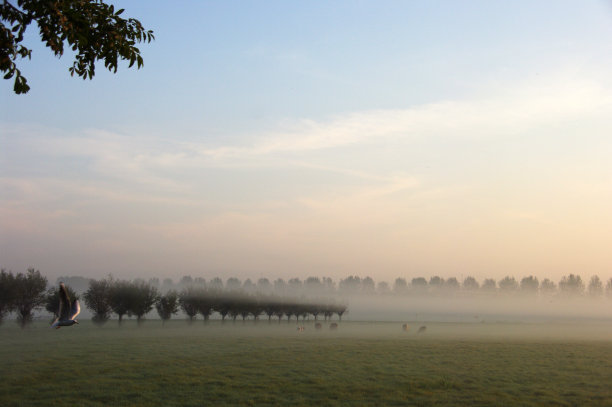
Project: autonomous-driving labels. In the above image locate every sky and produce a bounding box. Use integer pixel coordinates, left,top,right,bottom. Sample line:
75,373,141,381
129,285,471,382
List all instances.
1,1,612,284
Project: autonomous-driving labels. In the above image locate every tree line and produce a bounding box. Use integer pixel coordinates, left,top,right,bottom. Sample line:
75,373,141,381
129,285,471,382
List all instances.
2,268,612,328
56,273,612,299
0,269,347,327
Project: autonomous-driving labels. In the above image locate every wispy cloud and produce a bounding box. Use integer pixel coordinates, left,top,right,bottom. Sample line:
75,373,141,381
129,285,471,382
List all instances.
193,74,611,162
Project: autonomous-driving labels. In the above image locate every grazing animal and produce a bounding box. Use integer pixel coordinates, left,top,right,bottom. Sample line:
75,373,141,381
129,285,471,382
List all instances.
315,322,322,330
51,283,81,329
417,325,427,334
402,323,410,332
330,322,338,330
297,325,305,332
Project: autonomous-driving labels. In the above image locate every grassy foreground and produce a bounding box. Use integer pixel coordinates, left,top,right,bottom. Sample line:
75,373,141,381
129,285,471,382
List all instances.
1,320,611,406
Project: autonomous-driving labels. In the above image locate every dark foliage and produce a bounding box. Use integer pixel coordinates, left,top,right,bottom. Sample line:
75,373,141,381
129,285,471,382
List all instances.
13,268,47,327
156,290,179,323
0,269,16,324
83,277,113,325
1,0,154,93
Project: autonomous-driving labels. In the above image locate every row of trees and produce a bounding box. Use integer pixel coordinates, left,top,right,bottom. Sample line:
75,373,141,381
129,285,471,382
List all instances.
81,277,347,326
0,269,347,327
78,273,612,298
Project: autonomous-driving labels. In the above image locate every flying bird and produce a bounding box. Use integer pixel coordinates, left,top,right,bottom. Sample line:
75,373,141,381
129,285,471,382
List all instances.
51,283,81,329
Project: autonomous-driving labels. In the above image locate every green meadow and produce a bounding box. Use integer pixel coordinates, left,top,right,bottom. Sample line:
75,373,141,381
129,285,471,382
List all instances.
1,320,611,406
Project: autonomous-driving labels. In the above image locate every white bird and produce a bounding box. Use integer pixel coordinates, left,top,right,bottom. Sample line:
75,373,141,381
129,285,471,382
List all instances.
51,283,81,329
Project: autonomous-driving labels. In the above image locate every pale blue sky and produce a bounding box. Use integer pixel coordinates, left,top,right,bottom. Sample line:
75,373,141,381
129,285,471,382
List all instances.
2,1,612,283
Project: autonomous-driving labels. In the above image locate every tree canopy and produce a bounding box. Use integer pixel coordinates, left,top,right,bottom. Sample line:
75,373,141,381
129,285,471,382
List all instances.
1,0,154,94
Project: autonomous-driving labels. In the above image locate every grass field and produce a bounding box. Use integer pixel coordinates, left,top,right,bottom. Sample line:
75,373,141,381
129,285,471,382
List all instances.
1,320,611,406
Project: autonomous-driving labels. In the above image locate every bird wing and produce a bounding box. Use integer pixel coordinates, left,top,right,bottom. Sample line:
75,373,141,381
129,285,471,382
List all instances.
58,283,71,321
70,299,81,320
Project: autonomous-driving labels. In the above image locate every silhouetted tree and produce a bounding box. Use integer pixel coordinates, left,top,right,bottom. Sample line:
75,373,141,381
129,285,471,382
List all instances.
209,277,224,290
226,277,242,291
179,287,199,323
540,278,557,295
361,276,376,294
519,276,539,295
428,276,445,295
263,299,279,322
559,274,584,297
127,280,159,324
83,277,113,325
156,290,179,324
304,277,322,293
273,278,287,293
498,276,518,293
0,269,16,325
13,268,47,328
587,275,603,298
322,277,336,293
288,278,303,293
249,299,264,321
481,278,497,293
310,303,322,320
334,303,348,321
606,278,612,299
339,276,361,294
195,289,215,322
462,276,479,292
444,277,460,292
393,278,408,295
213,297,231,322
257,278,272,293
193,277,207,287
242,278,256,293
109,279,132,324
411,277,428,294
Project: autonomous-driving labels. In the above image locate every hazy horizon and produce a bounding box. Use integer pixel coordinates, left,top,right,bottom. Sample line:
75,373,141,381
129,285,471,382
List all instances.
2,1,612,286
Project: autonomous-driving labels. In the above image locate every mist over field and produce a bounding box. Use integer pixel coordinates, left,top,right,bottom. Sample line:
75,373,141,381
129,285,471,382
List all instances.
27,272,610,334
3,2,612,406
